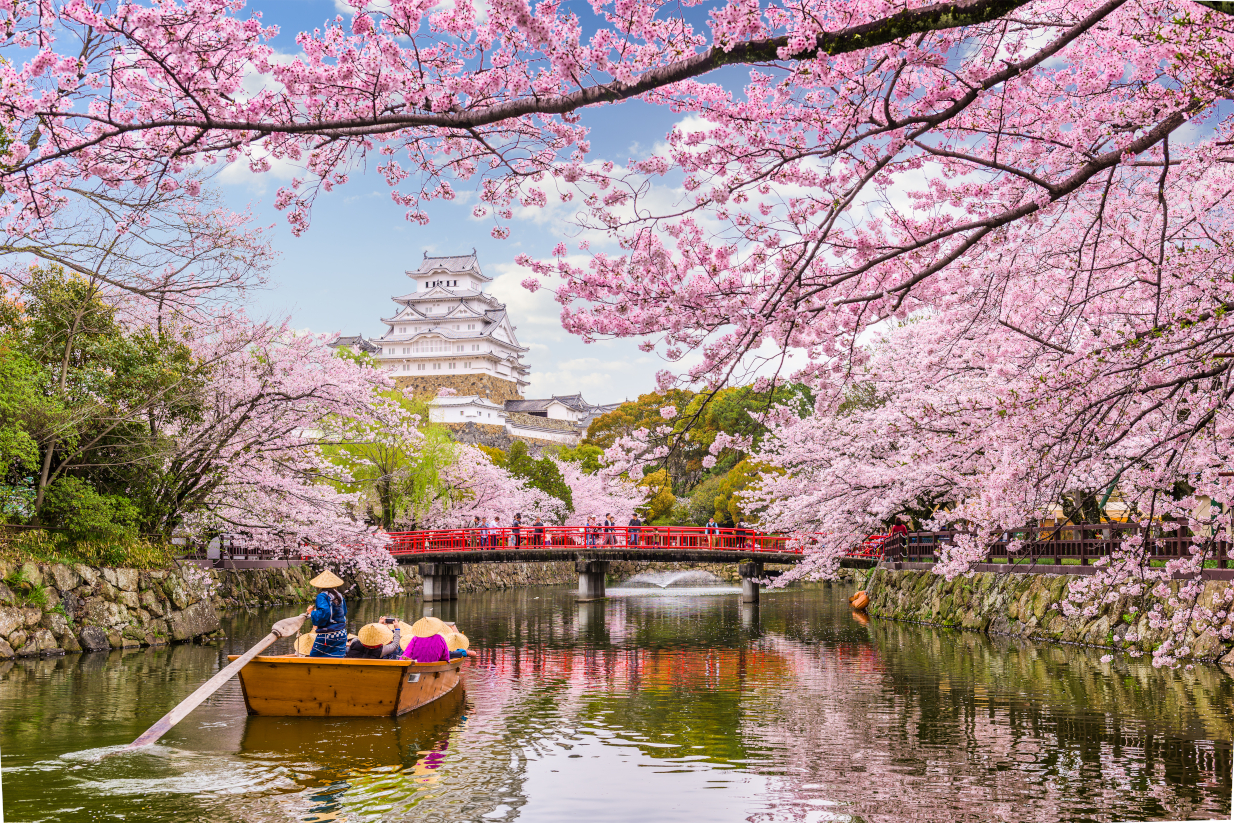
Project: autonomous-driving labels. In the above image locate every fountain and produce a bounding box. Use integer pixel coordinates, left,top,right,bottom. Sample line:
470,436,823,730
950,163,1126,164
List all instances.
621,570,725,588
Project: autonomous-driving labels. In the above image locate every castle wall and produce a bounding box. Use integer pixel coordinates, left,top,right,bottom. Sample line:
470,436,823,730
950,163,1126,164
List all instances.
439,422,561,455
394,373,523,401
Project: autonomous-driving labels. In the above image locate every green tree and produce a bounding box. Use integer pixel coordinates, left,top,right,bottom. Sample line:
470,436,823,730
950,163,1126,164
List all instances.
492,441,574,514
10,267,205,533
320,388,458,530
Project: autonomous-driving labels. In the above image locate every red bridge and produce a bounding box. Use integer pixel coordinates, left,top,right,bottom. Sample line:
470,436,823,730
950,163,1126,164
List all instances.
383,524,886,604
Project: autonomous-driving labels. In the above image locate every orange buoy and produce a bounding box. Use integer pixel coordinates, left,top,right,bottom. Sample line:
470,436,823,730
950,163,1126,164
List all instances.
849,591,869,611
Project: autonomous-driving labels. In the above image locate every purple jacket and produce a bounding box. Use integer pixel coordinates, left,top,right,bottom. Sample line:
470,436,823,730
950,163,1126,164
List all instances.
403,633,448,663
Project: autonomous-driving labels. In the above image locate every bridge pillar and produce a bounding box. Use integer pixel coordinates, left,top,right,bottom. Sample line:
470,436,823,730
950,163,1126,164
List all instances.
419,562,462,602
738,561,763,605
576,559,609,601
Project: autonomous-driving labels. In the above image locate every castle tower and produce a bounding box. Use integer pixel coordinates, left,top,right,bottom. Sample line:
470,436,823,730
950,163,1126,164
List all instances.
376,251,529,401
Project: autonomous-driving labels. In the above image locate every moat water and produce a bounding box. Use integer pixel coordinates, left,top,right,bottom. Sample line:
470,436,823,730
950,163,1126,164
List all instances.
0,584,1230,822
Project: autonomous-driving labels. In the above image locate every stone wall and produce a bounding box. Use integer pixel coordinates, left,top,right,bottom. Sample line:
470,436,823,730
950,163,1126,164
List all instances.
504,411,577,432
439,421,561,454
865,567,1234,665
394,373,523,401
0,558,222,659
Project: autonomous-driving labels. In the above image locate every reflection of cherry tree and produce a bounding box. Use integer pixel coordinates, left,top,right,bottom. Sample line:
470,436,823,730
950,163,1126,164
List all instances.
745,627,1232,822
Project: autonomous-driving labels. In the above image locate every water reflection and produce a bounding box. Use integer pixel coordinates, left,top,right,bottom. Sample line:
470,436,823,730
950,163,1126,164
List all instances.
0,585,1228,823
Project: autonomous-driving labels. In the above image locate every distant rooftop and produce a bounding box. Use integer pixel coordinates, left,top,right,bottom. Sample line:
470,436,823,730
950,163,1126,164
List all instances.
328,335,379,354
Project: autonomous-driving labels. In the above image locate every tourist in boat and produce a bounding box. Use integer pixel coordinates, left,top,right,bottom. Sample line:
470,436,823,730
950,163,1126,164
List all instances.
303,570,348,657
445,631,471,660
346,621,400,659
403,617,451,663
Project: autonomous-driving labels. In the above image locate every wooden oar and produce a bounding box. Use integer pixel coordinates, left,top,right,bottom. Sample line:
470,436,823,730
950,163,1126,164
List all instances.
124,613,307,751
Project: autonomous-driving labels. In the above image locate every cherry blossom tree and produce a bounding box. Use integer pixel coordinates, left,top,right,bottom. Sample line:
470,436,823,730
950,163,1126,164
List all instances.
420,443,567,526
551,455,645,526
8,0,1234,651
137,306,403,590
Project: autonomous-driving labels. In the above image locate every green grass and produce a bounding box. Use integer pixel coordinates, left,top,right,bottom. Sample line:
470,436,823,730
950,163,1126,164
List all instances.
0,528,176,569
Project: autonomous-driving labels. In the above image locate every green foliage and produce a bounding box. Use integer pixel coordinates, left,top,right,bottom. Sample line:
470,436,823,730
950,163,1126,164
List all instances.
2,266,208,540
40,476,140,541
0,528,175,568
638,469,676,524
685,474,727,524
551,443,604,474
320,389,459,529
584,384,812,511
2,565,48,608
709,459,778,526
504,441,573,513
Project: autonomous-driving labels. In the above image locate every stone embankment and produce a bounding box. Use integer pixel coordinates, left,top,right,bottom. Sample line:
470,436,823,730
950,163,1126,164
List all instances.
0,558,750,657
0,558,221,658
865,567,1234,666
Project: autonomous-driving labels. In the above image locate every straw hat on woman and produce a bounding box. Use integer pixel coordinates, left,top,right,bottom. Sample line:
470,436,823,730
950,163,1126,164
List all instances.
402,617,451,663
303,570,348,657
345,622,399,659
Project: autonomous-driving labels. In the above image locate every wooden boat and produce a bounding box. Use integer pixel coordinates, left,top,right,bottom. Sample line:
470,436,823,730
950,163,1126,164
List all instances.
238,685,465,766
230,654,466,717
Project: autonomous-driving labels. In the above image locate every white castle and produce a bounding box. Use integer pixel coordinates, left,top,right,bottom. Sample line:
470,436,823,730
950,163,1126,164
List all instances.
376,251,531,391
332,251,618,445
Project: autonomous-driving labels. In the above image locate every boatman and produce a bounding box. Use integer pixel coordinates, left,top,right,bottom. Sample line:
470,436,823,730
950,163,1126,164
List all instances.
304,570,348,657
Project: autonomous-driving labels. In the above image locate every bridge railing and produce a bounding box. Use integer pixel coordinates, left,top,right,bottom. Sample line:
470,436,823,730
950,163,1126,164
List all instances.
883,523,1234,568
384,525,799,556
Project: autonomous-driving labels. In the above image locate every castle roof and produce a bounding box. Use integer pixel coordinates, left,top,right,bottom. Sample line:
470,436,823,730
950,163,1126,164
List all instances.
406,250,491,281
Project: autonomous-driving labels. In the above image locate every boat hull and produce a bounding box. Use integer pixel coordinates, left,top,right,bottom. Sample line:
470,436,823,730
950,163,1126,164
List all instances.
230,655,466,717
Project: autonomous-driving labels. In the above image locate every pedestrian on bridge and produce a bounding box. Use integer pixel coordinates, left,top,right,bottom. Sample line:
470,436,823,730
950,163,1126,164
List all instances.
603,514,617,546
628,514,642,546
512,513,522,547
533,516,545,547
706,517,721,548
493,515,505,548
586,516,599,547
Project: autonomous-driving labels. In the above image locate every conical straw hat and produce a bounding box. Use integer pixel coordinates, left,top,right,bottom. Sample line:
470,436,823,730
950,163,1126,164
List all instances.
309,570,345,588
295,631,317,655
357,623,394,647
445,632,470,652
410,616,450,638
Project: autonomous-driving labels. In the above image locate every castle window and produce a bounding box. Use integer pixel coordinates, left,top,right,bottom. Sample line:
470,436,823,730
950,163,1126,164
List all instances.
402,347,410,354
433,363,441,370
465,362,471,369
456,345,464,352
417,364,426,371
402,364,409,371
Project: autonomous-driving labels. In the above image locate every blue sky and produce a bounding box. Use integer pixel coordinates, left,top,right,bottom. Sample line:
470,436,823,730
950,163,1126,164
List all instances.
221,0,710,405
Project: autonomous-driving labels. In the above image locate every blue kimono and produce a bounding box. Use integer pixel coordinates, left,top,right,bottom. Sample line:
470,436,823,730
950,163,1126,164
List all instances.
309,589,347,657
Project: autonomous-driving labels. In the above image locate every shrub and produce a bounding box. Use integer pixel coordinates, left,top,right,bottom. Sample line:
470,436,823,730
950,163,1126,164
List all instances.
41,476,139,541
